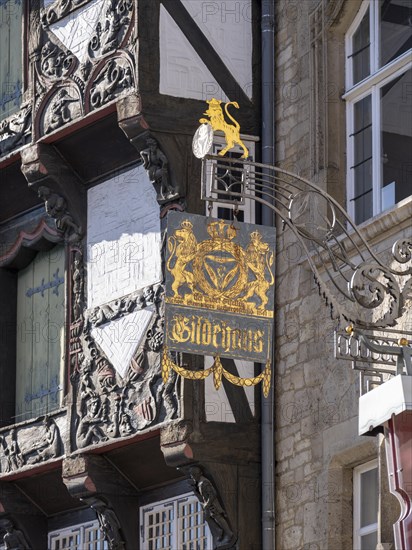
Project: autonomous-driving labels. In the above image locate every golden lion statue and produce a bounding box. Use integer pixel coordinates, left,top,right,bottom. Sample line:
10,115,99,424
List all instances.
199,98,249,159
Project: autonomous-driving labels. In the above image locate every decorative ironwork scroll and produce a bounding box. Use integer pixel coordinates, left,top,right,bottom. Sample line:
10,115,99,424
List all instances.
163,212,275,397
200,155,412,329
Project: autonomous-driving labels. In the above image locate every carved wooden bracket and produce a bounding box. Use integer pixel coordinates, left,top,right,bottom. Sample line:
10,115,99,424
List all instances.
20,143,86,241
62,455,137,550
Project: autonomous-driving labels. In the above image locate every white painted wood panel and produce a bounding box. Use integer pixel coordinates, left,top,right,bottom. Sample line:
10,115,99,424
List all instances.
87,165,162,309
159,6,228,102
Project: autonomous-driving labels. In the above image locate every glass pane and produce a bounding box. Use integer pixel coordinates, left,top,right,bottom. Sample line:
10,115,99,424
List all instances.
380,0,412,67
0,0,23,120
381,69,412,210
360,467,378,528
352,8,370,85
361,530,378,550
352,96,373,223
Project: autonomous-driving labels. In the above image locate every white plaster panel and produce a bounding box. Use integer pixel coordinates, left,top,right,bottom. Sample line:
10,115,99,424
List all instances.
205,357,255,422
50,0,105,64
91,309,153,378
159,6,228,102
87,165,161,309
182,0,253,99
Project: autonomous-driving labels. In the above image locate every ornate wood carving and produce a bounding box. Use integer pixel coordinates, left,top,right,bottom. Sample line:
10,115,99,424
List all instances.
0,219,62,270
140,137,180,205
0,105,32,157
0,416,64,475
69,279,179,451
188,465,236,549
0,518,31,550
37,186,82,243
32,0,136,138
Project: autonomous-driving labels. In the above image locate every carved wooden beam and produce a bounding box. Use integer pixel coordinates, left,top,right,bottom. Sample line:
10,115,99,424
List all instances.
20,143,86,239
0,483,47,549
62,455,139,549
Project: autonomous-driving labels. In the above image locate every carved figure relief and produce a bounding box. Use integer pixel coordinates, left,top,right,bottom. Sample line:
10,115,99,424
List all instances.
89,0,133,58
88,57,134,110
32,0,136,138
0,105,32,156
43,88,80,134
70,282,179,451
189,466,235,549
140,138,180,204
38,186,82,242
0,417,64,475
1,520,31,550
83,497,125,550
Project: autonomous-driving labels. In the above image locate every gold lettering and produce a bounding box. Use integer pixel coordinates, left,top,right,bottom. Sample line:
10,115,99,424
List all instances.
169,315,191,343
212,324,221,348
253,330,264,353
201,318,212,346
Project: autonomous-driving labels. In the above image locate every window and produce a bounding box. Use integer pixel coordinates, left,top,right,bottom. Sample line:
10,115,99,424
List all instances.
48,520,108,550
15,246,65,422
208,135,257,223
353,459,379,550
140,493,212,550
0,0,23,121
345,0,412,224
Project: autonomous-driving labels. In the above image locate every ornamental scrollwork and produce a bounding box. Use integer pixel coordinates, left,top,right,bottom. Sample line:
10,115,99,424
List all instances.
33,0,136,137
0,105,32,156
70,274,179,452
39,39,76,80
0,417,64,475
88,0,134,59
201,154,412,329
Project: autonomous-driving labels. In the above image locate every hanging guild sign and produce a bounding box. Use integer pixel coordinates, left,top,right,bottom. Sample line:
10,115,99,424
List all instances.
162,211,275,397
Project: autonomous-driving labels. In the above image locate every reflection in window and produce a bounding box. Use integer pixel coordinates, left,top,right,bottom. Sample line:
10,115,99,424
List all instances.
353,460,379,550
352,96,373,223
140,493,212,550
346,0,412,223
352,8,370,85
381,69,412,209
380,0,412,67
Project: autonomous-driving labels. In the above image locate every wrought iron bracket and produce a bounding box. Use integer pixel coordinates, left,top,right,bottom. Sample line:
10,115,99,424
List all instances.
201,155,412,330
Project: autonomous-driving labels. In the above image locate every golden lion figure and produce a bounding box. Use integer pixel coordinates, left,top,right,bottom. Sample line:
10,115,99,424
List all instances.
167,220,198,297
199,98,249,159
244,231,274,309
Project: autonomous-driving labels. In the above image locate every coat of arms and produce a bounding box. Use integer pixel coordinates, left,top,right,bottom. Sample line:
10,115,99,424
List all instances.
166,217,274,317
163,212,275,397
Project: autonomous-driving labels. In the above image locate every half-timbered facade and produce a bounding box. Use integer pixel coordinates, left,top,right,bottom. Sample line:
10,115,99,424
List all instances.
1,1,411,549
0,1,261,548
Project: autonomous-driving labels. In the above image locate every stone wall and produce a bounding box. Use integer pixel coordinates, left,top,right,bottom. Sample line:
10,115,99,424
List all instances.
274,1,410,548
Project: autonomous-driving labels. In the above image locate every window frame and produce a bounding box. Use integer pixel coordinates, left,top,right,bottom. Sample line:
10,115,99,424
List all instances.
353,459,379,549
344,0,412,223
139,492,213,550
207,134,258,224
0,0,27,122
48,519,108,550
